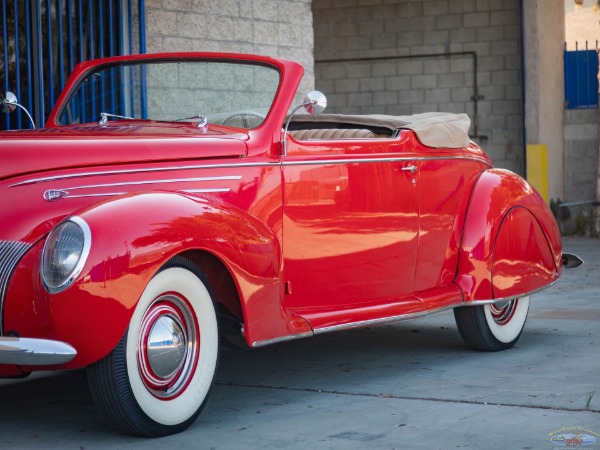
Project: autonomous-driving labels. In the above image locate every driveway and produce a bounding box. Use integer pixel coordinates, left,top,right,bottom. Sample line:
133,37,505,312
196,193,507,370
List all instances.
1,237,598,449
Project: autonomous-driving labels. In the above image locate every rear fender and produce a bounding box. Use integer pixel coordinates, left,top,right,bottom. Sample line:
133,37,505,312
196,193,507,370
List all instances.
11,192,286,368
456,169,561,301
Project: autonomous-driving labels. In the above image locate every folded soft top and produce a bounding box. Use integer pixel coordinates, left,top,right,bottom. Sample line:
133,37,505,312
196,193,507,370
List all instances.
290,112,471,148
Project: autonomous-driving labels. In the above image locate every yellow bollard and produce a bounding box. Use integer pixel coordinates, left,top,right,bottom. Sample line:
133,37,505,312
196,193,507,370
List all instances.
526,144,549,202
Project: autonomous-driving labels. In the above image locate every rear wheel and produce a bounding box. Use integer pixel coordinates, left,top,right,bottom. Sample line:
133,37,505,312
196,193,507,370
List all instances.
453,296,530,351
87,257,219,436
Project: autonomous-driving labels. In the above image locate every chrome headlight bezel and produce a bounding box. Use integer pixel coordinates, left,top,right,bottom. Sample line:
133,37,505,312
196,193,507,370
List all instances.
41,216,92,294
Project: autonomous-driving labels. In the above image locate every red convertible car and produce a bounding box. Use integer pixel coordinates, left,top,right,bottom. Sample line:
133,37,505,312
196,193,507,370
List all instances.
0,52,576,436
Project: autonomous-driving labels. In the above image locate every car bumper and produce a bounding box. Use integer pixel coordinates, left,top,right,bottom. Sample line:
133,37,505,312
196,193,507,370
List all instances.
0,337,76,365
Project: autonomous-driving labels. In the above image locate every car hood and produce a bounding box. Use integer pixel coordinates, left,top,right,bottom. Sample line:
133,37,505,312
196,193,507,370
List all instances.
0,122,249,181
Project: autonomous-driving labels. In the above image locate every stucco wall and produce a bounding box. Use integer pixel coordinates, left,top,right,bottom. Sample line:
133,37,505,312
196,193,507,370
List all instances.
524,1,566,202
143,0,315,99
312,0,524,174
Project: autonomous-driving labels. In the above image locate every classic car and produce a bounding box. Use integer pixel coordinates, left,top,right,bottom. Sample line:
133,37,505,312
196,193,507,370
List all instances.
0,52,579,436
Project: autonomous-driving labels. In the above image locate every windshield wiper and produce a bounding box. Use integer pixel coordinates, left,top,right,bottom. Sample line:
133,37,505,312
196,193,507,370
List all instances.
170,114,208,128
98,112,135,125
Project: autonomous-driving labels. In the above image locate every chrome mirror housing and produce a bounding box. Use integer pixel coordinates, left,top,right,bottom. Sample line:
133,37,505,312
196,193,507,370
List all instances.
1,91,18,113
302,90,327,116
2,91,36,128
282,90,327,156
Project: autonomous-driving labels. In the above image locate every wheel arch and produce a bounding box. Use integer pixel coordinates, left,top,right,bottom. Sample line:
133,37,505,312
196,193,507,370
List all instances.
42,191,287,368
455,169,561,301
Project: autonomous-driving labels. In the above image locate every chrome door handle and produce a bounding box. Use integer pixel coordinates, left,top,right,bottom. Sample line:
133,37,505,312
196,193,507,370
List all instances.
401,165,417,174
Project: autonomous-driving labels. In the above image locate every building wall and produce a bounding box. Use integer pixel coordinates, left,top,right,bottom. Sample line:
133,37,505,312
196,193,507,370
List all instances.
312,0,524,174
523,0,565,202
565,0,600,50
142,0,315,98
564,108,599,202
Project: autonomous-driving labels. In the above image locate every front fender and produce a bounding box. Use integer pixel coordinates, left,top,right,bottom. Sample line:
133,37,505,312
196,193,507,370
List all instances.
5,192,282,368
456,169,561,301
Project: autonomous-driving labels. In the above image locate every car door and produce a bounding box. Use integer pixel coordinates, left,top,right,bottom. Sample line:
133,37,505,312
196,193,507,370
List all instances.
280,133,423,329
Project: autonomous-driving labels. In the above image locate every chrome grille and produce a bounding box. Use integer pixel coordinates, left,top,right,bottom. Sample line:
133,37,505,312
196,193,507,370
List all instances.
0,241,32,335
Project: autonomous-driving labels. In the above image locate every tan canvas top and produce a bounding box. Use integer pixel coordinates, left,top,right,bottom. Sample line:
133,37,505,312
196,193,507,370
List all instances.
290,112,471,148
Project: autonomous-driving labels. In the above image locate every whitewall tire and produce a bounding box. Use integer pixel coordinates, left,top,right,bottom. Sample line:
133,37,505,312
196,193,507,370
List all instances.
454,297,530,351
87,256,219,436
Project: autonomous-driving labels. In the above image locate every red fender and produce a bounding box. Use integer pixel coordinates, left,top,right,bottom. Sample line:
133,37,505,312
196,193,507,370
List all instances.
456,169,561,301
4,192,287,369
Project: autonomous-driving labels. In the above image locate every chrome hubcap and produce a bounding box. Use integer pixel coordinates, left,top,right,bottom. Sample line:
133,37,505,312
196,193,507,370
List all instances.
147,314,187,379
137,294,199,399
489,299,518,325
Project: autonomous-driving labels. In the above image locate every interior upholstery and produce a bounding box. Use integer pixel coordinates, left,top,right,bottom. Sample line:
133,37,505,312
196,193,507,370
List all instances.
290,128,385,140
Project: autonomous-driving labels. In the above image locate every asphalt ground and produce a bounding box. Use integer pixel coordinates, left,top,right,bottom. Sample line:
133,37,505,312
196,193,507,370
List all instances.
1,236,599,449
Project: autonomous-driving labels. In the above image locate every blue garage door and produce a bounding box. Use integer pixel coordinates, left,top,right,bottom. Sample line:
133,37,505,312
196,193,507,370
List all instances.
1,0,146,130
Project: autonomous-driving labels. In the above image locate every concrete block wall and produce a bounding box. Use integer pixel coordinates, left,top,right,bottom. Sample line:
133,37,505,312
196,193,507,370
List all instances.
142,0,315,100
564,108,598,202
312,0,524,174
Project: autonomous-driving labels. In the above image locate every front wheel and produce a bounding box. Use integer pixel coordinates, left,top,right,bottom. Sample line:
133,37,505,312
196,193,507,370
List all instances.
87,257,219,436
453,297,530,352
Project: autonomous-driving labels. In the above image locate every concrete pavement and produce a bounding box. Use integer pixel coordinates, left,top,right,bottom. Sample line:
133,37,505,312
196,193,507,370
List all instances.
1,237,599,449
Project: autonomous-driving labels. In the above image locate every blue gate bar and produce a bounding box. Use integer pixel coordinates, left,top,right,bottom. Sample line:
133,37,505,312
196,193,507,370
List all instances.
139,0,147,119
108,0,116,113
2,0,9,129
99,0,106,113
89,0,97,121
78,0,85,122
57,0,65,90
13,0,22,129
67,0,74,72
33,0,44,126
46,0,55,110
25,0,33,119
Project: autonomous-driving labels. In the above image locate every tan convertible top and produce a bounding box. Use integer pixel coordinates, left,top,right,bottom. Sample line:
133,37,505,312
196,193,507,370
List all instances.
290,112,471,148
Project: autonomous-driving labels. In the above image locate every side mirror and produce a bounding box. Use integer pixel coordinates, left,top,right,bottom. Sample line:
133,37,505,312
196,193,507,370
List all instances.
2,91,36,128
302,90,327,116
282,90,327,155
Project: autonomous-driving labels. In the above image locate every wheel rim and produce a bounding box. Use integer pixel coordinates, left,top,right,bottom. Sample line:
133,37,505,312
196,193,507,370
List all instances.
137,294,200,399
483,296,530,344
488,299,518,325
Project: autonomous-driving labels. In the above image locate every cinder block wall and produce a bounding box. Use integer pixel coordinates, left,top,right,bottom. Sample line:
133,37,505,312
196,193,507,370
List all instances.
143,0,315,99
564,109,599,202
312,0,524,174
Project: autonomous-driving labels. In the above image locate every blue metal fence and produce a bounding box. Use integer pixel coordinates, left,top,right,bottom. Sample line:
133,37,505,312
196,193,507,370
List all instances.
564,41,599,110
1,0,146,130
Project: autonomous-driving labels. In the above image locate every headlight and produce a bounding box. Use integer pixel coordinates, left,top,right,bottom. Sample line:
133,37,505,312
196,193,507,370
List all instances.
41,216,91,294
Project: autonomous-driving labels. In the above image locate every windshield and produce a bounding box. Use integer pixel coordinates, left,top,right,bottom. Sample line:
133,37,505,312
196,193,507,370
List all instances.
57,60,280,129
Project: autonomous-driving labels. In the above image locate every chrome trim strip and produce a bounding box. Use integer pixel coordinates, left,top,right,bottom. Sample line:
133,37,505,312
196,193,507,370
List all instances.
0,336,77,365
182,188,231,194
313,304,459,335
0,241,32,336
251,331,314,348
10,162,280,187
467,281,557,306
10,155,490,187
61,175,242,191
251,281,557,346
59,192,127,198
282,155,491,167
44,188,232,201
